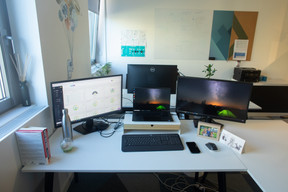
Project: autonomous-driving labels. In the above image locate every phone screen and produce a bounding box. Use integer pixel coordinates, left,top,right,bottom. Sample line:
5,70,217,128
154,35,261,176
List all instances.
186,142,200,153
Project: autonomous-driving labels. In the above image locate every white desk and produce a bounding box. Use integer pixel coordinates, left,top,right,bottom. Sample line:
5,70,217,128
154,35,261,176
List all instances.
222,120,288,192
22,120,245,173
22,119,288,192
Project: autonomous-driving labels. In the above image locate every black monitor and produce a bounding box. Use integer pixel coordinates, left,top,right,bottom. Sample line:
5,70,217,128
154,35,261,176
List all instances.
250,85,288,113
176,76,253,124
51,75,122,134
126,64,178,94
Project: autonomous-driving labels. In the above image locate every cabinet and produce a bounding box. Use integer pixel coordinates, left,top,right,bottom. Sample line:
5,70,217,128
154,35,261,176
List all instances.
249,80,288,113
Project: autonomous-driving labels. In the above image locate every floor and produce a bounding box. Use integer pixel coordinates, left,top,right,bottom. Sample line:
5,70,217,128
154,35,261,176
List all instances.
67,172,262,192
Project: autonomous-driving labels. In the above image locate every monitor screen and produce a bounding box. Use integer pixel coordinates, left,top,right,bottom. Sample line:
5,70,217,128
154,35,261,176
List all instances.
126,64,178,94
133,88,171,111
176,76,253,123
250,85,288,113
51,75,122,128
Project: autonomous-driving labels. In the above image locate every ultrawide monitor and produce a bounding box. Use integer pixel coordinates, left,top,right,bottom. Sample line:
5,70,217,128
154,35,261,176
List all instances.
51,75,122,128
176,76,253,123
126,64,178,94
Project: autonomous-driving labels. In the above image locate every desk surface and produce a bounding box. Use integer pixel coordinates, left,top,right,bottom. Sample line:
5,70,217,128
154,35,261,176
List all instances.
22,120,245,173
223,120,288,192
22,119,288,192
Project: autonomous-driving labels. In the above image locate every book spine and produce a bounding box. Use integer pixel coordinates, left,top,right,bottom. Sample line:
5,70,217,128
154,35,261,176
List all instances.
40,130,48,163
43,128,51,162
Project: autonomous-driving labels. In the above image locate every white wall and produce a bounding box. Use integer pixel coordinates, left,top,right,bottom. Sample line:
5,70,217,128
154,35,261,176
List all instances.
7,0,47,106
35,0,91,106
106,0,288,83
263,2,288,80
0,108,51,192
0,0,91,191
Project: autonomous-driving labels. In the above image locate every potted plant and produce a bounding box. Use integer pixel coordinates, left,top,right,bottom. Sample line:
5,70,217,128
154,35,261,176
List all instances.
92,62,111,77
10,53,31,106
202,64,217,78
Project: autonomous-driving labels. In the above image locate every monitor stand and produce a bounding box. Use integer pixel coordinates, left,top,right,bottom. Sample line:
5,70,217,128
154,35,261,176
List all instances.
193,116,223,128
74,119,109,135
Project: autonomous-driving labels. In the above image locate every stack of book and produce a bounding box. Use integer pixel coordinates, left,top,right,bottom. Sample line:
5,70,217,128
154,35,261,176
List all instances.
15,127,51,166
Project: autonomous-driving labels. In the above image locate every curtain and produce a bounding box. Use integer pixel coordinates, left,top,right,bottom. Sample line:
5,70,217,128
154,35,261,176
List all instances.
88,0,106,66
95,0,106,65
88,11,98,64
88,0,100,65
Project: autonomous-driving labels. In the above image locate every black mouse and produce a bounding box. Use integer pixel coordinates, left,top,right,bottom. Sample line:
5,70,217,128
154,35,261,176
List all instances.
205,142,218,150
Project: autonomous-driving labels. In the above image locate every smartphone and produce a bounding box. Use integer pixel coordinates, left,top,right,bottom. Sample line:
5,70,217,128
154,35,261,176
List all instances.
186,142,200,153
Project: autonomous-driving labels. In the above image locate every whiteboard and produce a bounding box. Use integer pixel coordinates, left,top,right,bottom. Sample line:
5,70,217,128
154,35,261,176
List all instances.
154,9,213,60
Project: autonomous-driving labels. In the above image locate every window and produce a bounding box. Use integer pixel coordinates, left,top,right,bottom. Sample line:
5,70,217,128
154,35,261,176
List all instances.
0,46,7,101
88,0,100,66
0,0,20,114
89,0,108,76
88,10,99,65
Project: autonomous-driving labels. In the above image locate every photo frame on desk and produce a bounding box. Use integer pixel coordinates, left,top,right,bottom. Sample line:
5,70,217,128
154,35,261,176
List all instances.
197,121,221,141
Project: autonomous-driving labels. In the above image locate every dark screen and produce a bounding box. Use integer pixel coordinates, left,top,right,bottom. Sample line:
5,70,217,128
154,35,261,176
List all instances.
126,64,178,93
133,88,170,111
176,76,253,123
250,86,288,112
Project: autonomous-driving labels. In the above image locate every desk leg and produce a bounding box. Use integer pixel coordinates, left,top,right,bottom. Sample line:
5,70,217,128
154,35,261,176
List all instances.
195,172,199,182
217,172,226,192
45,172,54,192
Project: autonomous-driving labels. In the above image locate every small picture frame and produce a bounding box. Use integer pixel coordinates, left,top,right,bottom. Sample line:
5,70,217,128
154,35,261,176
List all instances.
197,121,222,141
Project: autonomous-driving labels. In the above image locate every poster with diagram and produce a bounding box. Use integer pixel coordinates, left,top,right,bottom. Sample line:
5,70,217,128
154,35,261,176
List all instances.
121,30,146,57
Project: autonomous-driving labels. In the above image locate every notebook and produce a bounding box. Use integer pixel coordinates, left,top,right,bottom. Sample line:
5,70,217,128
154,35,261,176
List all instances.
132,87,173,122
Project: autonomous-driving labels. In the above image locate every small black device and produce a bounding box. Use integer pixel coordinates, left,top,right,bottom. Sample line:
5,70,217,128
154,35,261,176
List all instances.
233,67,261,82
122,133,184,152
205,142,218,151
186,142,200,153
126,64,179,93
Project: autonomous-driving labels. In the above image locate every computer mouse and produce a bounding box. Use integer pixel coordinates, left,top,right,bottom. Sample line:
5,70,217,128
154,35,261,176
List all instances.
205,142,218,150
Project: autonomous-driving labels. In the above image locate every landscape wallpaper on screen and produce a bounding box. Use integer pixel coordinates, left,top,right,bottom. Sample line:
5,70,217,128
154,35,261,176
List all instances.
134,88,170,110
177,79,251,121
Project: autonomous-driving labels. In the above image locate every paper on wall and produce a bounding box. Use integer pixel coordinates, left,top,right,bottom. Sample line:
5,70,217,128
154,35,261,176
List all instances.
233,39,249,60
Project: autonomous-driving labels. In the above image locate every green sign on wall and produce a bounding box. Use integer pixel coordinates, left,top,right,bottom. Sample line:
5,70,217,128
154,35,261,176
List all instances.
121,46,145,57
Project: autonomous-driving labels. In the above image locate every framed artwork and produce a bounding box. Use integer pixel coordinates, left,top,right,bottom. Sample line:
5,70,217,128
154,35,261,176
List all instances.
209,10,258,61
197,121,221,141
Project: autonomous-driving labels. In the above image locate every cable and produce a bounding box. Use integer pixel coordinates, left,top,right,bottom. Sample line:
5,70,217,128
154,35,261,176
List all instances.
153,173,219,192
178,71,186,76
99,114,124,138
154,173,196,192
123,96,133,104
